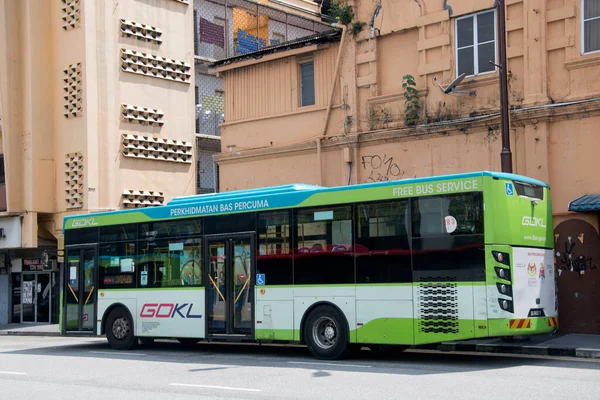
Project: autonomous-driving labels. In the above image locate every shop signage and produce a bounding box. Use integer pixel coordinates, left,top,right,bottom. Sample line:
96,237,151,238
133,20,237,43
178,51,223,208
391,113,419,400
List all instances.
23,258,51,272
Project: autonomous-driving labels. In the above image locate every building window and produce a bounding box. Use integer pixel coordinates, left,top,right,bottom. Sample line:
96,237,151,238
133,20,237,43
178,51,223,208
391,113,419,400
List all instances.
271,32,285,46
0,155,5,185
299,61,315,107
455,9,496,77
193,10,199,56
195,86,200,133
583,0,600,54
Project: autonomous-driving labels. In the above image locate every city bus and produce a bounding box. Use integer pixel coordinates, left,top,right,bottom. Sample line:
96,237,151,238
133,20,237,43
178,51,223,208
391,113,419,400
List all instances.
60,171,557,359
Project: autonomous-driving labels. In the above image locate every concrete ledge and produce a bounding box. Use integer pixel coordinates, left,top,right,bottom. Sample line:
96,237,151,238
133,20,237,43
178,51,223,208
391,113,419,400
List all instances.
0,330,60,337
433,337,600,360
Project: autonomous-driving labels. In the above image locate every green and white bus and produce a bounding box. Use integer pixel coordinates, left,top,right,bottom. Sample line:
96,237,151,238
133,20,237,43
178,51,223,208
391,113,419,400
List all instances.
60,171,557,359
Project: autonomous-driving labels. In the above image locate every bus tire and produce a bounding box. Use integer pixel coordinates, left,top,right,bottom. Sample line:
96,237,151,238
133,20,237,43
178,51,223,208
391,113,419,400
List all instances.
304,305,348,360
106,307,138,350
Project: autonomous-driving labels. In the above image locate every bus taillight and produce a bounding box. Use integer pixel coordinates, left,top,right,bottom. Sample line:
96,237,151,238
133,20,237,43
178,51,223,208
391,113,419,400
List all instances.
494,266,511,281
492,251,510,266
498,298,514,313
496,282,512,296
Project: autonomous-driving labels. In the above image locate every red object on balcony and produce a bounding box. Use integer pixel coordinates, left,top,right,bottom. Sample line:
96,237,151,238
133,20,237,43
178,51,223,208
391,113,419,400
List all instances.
200,18,225,48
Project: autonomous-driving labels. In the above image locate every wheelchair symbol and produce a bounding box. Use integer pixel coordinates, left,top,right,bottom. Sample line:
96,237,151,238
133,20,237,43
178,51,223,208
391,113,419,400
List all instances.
256,274,265,286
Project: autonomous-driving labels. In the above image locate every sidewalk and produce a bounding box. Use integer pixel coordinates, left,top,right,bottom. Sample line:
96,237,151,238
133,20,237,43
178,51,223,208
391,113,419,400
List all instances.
435,333,600,359
0,323,60,336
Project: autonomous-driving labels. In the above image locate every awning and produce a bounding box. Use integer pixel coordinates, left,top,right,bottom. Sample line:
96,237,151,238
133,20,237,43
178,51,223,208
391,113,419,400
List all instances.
568,194,600,212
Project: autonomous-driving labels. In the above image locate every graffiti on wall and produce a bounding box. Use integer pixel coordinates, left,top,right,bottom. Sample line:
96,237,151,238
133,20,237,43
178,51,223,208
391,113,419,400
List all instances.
554,219,599,278
361,154,404,183
553,218,600,333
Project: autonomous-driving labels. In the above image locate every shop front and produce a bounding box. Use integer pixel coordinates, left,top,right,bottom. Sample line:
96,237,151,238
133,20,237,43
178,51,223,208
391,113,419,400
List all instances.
11,256,59,324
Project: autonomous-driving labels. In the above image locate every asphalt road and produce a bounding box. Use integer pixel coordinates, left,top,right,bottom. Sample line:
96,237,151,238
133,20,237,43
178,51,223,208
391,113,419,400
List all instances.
1,336,599,400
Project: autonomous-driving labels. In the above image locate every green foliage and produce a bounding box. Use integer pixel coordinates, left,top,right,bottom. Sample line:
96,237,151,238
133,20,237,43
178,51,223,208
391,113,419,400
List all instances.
367,106,377,130
328,0,355,26
402,74,421,127
351,21,367,36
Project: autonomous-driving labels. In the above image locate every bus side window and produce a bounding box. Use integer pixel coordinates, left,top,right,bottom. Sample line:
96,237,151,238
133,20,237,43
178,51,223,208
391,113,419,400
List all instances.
98,242,137,289
355,200,411,283
257,211,292,285
293,206,354,285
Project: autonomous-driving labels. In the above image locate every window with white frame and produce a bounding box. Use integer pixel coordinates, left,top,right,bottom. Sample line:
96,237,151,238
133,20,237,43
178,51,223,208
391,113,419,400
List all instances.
456,9,496,77
583,0,600,54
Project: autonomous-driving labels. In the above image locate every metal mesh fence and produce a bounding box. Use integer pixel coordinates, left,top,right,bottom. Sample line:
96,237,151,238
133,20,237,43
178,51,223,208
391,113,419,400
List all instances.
193,0,332,61
194,73,224,137
196,137,221,194
193,0,332,193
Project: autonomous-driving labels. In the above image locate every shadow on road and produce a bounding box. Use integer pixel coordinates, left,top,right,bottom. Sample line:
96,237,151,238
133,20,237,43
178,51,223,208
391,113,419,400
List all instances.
4,338,600,377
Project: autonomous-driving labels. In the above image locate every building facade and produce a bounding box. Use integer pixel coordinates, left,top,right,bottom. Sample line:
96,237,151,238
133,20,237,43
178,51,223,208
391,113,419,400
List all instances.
192,0,332,194
0,0,195,324
213,0,600,333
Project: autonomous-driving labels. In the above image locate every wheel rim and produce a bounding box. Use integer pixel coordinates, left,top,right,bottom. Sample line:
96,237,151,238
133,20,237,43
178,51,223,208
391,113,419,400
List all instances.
112,317,130,340
312,316,337,349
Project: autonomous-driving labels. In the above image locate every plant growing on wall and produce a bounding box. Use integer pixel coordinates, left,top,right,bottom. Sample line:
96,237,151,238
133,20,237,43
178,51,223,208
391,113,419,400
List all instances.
402,74,420,127
328,0,355,26
351,21,366,36
367,106,377,130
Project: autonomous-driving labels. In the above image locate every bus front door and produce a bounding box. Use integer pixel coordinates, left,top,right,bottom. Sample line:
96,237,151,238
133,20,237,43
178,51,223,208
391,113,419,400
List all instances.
64,246,98,334
205,234,255,338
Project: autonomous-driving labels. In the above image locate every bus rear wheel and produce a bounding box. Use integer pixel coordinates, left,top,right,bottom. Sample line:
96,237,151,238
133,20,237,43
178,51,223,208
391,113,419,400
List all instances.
106,307,138,350
304,305,348,360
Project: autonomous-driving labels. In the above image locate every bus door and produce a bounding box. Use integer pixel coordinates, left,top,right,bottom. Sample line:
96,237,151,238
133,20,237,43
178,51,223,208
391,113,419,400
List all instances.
205,233,255,338
63,246,98,333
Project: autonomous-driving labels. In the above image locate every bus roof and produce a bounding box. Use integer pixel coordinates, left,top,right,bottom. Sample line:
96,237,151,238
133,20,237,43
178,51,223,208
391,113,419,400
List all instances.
63,171,549,230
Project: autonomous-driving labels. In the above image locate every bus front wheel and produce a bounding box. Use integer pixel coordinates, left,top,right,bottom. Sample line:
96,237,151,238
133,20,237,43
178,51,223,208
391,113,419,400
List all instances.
304,305,349,360
106,307,138,350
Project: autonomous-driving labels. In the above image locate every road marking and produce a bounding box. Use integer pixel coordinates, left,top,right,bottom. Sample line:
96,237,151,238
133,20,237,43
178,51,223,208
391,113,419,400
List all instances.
170,383,261,392
0,371,26,375
89,351,147,356
287,361,372,368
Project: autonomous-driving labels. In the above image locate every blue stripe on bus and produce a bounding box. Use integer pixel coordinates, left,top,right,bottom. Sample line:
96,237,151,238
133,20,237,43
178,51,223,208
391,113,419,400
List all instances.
63,170,549,229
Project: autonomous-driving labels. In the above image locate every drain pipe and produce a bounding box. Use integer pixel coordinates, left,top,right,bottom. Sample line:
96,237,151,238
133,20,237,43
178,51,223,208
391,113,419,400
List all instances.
317,24,346,186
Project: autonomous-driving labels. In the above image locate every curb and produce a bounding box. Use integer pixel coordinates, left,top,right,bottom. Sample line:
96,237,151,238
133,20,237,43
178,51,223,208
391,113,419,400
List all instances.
438,342,600,359
0,331,60,337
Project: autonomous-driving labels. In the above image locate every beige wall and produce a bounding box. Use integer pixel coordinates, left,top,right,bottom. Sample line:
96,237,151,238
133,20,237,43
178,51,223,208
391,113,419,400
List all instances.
216,0,600,334
215,0,600,334
0,0,195,245
217,0,600,213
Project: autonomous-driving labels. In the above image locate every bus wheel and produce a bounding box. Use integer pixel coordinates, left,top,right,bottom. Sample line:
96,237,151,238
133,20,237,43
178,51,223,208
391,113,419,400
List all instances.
106,307,138,350
177,338,200,347
304,305,348,360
